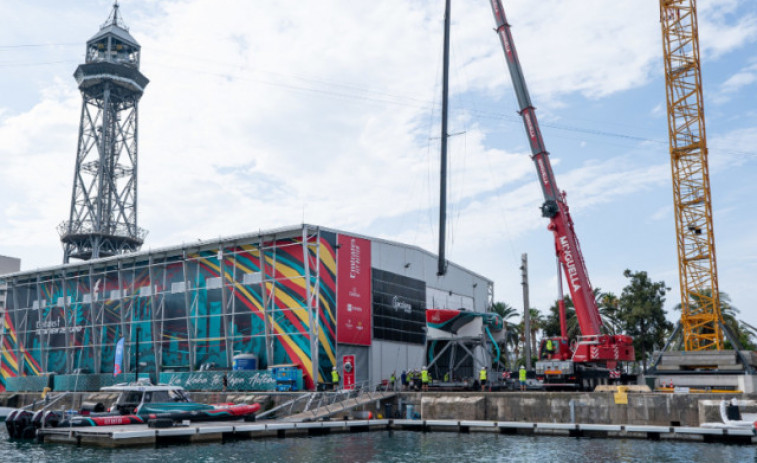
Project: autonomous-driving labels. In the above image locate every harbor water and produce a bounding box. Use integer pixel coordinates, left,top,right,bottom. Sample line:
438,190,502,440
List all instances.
2,428,755,463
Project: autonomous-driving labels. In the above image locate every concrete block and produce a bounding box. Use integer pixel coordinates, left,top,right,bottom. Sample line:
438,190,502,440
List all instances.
156,427,197,437
422,395,485,420
675,426,724,435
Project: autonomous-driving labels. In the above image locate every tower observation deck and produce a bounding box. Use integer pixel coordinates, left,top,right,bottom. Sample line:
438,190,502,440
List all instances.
59,2,149,263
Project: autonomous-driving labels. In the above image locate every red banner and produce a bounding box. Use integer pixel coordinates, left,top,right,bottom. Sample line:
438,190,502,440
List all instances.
342,355,356,390
336,234,372,345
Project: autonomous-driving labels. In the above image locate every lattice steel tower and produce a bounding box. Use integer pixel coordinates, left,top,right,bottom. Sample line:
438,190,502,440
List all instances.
59,2,149,263
660,0,723,350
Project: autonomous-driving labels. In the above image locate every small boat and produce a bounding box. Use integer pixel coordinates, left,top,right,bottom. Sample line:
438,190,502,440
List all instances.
701,399,757,430
5,382,260,439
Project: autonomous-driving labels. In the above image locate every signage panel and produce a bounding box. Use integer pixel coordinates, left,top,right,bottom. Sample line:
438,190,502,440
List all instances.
336,234,372,345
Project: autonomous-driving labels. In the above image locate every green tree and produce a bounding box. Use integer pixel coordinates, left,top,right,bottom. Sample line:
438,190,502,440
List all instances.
619,269,673,373
543,295,578,339
543,288,619,339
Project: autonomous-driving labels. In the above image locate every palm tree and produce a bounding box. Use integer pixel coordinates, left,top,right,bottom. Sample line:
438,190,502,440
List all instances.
597,291,622,335
490,302,520,368
517,308,545,361
673,289,755,350
544,295,580,339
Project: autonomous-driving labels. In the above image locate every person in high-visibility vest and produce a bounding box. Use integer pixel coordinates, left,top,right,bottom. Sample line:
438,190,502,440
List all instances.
443,371,450,382
546,338,555,359
421,366,429,392
389,371,396,391
519,365,527,391
331,367,340,391
479,367,487,391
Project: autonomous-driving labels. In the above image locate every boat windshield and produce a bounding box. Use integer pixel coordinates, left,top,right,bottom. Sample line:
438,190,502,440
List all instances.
116,391,143,405
115,388,189,405
145,389,190,403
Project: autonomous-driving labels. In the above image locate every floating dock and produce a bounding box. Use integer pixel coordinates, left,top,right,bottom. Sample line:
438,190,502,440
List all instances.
35,418,756,447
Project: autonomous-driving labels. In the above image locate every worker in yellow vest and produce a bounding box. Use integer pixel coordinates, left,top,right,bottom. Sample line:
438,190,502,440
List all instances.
546,338,555,359
479,367,487,391
331,367,340,391
421,366,429,392
519,365,527,391
389,371,396,391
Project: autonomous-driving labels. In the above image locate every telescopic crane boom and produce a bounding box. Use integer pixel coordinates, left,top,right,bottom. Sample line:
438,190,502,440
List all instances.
486,1,634,377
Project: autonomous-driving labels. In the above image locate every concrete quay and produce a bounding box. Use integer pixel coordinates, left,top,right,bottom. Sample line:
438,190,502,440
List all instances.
404,391,752,427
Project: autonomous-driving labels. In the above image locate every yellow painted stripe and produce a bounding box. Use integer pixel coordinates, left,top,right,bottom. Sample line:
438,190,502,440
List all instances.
310,243,336,275
2,348,18,371
234,283,312,375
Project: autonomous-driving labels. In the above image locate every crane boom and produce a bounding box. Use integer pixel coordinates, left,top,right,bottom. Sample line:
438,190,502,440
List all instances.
486,0,602,336
486,0,634,368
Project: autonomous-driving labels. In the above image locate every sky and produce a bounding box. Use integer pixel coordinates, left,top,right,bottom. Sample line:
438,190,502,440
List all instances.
0,0,755,329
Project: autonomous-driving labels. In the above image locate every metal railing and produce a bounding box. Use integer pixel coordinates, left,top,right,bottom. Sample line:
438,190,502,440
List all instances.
257,381,393,421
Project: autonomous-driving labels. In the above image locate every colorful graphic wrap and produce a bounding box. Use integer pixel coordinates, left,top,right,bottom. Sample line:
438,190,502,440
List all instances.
0,230,337,392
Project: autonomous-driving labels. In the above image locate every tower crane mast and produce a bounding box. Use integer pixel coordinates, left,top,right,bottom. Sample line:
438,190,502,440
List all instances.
659,0,723,350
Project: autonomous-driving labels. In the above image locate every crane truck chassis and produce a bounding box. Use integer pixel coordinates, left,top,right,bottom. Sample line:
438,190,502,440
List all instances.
486,0,636,390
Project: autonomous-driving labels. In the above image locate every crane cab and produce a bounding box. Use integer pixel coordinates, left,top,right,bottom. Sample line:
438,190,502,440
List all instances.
538,337,571,361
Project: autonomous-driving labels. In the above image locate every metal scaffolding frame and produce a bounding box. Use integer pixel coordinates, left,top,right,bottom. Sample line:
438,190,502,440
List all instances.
3,226,329,387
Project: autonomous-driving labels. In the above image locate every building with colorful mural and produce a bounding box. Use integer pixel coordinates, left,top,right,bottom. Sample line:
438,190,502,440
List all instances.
0,224,493,392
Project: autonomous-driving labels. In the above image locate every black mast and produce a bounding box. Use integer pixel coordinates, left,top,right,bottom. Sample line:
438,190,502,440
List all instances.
437,0,451,276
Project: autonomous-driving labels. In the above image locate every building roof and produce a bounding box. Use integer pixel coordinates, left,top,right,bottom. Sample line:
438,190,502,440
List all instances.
2,224,491,284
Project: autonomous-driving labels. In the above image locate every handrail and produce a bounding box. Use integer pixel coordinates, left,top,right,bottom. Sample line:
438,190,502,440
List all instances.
259,382,395,421
21,391,72,412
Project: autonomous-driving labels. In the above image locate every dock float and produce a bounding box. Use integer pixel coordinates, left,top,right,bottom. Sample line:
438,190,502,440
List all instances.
36,418,756,447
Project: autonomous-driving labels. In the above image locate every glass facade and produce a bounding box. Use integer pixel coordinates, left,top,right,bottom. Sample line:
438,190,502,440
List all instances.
372,269,426,344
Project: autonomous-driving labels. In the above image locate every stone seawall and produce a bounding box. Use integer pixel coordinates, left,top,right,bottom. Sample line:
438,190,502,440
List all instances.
399,392,751,427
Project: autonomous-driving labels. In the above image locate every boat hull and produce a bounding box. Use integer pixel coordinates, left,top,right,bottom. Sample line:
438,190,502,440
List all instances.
5,403,260,439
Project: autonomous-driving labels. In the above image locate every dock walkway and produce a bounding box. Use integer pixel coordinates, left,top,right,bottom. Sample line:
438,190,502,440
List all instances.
36,418,756,447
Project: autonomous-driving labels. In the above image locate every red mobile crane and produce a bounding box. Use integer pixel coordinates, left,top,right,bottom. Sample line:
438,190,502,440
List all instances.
486,1,635,389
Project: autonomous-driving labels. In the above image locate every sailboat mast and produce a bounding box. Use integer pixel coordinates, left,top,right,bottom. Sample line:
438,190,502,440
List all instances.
437,0,451,276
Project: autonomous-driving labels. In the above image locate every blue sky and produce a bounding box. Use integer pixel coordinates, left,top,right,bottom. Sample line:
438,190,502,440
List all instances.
0,0,755,330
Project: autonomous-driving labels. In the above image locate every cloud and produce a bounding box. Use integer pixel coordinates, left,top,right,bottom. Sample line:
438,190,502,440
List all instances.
0,0,754,298
699,0,757,58
713,61,757,103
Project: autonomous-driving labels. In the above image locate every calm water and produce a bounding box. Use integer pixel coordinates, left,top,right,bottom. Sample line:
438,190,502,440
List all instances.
2,427,756,463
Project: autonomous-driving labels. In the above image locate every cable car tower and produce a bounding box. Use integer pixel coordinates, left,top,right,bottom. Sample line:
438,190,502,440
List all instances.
59,2,149,263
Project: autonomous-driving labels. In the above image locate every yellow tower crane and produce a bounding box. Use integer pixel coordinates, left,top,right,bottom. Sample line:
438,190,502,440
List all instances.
659,0,723,351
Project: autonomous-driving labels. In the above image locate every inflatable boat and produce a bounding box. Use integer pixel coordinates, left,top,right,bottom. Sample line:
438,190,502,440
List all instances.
5,382,260,439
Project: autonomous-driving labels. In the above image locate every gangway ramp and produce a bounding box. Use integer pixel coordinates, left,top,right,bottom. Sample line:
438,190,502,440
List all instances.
282,390,395,423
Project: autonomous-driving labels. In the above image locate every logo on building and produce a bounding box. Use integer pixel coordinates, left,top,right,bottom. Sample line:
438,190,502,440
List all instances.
392,296,412,314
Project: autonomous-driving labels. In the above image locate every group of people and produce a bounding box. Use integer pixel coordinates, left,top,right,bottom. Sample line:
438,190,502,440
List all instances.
387,367,434,391
334,364,531,393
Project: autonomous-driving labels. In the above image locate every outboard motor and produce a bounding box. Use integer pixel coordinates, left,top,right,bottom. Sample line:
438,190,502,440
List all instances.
4,409,19,437
45,410,64,429
6,409,35,439
31,409,45,428
33,410,63,430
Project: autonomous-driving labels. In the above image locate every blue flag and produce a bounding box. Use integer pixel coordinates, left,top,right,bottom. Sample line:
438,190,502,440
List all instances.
114,337,125,376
